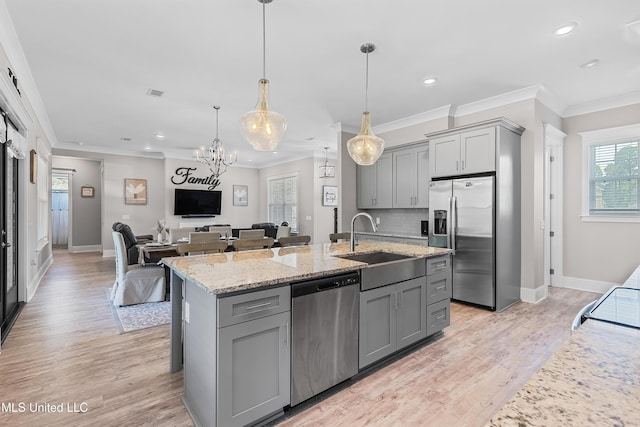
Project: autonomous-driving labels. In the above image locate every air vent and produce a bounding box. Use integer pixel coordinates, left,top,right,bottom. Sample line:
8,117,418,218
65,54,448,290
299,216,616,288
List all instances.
146,89,164,97
120,137,132,141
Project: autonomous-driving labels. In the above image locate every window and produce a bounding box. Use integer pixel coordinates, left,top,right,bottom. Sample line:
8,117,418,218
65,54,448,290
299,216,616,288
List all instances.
581,123,640,222
268,174,297,231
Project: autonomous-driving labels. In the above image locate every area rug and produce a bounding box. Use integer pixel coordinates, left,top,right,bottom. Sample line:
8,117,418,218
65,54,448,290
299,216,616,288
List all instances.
105,289,171,333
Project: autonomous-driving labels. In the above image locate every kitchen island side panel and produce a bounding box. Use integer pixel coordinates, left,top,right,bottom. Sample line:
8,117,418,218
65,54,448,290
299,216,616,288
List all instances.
183,278,218,427
495,126,522,311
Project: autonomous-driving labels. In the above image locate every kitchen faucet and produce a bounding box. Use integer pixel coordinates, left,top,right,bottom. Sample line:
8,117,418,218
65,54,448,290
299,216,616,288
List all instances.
350,212,378,252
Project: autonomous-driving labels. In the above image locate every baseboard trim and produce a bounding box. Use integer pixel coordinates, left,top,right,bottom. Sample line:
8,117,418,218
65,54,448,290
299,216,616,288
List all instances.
560,276,616,294
68,245,102,253
103,249,115,258
27,252,53,302
520,285,548,304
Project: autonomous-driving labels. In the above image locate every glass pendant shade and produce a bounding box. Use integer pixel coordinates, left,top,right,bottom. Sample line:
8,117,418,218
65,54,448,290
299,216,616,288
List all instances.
347,112,385,165
240,79,288,151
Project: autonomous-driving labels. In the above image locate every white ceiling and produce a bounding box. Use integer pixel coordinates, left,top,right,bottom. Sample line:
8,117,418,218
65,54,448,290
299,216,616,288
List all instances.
4,0,640,168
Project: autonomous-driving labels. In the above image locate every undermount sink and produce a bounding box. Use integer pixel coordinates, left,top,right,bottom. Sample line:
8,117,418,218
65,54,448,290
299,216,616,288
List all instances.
334,251,415,265
334,251,425,291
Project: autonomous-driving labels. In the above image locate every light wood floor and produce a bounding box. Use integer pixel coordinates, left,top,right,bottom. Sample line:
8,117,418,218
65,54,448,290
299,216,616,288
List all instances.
0,250,599,426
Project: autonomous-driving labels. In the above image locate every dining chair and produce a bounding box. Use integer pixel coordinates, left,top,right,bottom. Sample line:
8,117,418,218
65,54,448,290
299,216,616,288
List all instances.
275,225,290,240
177,241,228,255
278,235,311,247
207,226,232,239
329,232,351,243
189,231,221,243
239,229,265,239
110,232,165,306
232,237,274,251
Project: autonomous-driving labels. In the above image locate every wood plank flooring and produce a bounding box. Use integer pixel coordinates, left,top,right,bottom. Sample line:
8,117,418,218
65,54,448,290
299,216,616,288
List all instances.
0,249,599,426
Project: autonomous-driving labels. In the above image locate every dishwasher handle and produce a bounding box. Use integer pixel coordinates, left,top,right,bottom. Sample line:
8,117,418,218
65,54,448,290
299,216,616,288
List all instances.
291,272,360,298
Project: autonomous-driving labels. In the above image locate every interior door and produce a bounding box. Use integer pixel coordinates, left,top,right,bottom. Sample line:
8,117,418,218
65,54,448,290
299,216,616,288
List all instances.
1,118,19,343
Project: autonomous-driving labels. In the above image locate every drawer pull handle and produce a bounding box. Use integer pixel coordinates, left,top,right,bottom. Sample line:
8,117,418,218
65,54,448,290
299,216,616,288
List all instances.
435,285,445,291
245,302,272,311
433,262,446,269
435,314,446,321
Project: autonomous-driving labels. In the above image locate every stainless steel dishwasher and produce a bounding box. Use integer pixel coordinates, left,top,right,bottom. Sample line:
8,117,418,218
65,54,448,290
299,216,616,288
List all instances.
290,271,359,406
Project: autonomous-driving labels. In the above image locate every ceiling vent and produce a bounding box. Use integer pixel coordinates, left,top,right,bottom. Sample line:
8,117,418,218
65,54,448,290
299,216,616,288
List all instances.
120,137,132,141
146,89,164,97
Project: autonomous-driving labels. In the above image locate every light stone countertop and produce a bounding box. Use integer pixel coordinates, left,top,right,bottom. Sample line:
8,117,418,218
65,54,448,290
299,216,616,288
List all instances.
162,240,449,295
487,319,640,426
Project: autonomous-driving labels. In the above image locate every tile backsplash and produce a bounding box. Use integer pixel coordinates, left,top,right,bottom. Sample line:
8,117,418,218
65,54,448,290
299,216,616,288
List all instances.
363,209,429,236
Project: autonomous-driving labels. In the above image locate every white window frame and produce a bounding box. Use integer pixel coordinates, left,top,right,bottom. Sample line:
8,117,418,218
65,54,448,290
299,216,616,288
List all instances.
580,123,640,223
267,171,299,232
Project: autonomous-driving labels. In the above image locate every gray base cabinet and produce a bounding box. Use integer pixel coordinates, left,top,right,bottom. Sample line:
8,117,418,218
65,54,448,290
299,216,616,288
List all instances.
218,311,290,427
426,255,451,336
359,277,426,369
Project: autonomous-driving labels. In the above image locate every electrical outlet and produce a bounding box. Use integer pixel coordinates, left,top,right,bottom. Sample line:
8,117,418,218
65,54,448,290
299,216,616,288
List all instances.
184,302,190,323
305,215,312,221
122,214,130,220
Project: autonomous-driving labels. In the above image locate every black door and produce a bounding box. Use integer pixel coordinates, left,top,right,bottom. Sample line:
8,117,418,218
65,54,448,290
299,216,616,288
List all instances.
1,116,21,343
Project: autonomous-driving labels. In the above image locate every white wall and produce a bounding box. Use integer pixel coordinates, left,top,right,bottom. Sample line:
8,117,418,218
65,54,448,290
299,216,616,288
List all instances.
314,154,339,243
562,103,640,286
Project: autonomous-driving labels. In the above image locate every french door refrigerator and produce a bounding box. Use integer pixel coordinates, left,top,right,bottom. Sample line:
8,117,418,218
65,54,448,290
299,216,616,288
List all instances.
429,175,520,311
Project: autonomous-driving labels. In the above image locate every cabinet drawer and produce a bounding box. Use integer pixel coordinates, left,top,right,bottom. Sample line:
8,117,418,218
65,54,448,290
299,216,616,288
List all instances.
426,255,450,275
218,286,290,328
427,299,450,336
426,270,452,304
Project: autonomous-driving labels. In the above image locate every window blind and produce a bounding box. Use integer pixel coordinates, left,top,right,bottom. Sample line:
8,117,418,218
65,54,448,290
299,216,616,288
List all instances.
590,139,640,214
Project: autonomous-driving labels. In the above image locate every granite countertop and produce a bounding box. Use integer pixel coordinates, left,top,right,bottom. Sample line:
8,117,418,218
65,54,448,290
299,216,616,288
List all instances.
162,240,449,295
356,231,429,240
487,320,640,426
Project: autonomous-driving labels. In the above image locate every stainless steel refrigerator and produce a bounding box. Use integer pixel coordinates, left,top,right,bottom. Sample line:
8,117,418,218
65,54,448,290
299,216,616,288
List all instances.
429,175,519,311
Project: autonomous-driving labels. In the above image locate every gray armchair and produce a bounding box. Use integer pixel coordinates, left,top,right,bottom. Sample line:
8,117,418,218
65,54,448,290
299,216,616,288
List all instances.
112,222,153,265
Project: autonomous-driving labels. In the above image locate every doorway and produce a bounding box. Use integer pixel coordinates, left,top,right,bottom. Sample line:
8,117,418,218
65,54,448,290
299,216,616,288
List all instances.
0,118,21,343
51,173,71,249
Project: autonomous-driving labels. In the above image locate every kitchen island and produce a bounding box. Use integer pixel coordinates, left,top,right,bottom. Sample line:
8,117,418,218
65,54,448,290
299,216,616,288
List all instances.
162,241,450,427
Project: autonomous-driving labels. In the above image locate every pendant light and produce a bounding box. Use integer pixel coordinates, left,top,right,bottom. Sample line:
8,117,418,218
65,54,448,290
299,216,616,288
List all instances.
347,43,385,165
319,147,335,178
240,0,287,151
196,106,237,187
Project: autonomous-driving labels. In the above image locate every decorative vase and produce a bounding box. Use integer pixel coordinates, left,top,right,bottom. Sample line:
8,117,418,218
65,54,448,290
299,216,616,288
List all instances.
157,232,163,243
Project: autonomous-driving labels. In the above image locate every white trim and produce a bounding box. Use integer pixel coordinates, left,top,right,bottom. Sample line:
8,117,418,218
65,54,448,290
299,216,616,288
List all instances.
0,71,32,131
26,253,52,302
520,285,548,304
560,276,615,295
543,123,565,287
68,244,102,253
372,105,454,134
579,123,640,219
103,249,115,258
564,92,640,118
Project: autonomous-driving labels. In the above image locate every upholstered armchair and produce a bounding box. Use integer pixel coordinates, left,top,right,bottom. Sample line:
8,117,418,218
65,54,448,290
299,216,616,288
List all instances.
112,222,153,265
251,222,278,238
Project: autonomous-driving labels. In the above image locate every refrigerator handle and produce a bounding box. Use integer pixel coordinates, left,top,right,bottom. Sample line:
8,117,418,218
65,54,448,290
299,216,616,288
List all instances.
446,196,452,250
451,196,457,253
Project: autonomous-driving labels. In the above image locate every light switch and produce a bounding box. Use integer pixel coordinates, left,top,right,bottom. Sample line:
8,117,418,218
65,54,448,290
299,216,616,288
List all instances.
122,214,130,220
305,216,312,221
376,217,380,225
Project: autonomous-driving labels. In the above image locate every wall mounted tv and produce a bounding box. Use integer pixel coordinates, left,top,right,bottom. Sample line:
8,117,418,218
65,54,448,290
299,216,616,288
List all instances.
174,188,222,217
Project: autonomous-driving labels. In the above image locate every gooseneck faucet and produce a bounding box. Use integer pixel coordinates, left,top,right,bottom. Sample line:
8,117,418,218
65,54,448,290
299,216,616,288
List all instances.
350,212,378,252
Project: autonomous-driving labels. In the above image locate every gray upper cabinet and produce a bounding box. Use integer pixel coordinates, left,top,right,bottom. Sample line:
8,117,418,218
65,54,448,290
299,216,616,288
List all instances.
357,152,392,209
392,145,429,208
429,126,497,178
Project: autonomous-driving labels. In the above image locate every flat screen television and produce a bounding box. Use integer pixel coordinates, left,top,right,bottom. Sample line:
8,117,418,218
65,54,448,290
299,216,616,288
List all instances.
174,188,222,217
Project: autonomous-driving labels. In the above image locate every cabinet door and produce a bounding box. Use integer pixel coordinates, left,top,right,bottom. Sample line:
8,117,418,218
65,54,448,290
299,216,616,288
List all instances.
414,145,430,208
429,134,460,178
393,148,416,208
359,285,397,369
375,152,393,208
357,164,376,209
218,311,290,427
460,127,496,174
396,277,427,349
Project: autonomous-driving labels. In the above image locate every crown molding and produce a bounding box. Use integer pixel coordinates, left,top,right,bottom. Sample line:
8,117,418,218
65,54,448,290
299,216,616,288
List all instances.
563,92,640,118
372,105,454,134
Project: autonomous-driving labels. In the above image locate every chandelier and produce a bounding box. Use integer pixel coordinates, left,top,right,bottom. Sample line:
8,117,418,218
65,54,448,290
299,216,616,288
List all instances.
347,43,385,165
196,106,237,186
319,147,335,178
239,0,288,151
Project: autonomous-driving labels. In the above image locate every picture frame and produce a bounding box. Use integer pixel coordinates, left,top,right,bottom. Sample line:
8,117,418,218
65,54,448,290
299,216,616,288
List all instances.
124,178,147,205
233,184,248,206
81,185,94,198
29,149,37,184
322,185,338,206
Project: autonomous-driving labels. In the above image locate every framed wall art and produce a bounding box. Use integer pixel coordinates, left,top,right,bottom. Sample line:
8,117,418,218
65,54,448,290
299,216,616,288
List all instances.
124,178,147,204
233,184,248,206
81,185,94,198
322,185,338,206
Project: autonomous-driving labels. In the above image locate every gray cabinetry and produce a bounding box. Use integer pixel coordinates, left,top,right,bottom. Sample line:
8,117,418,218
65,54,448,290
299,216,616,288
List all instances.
359,277,426,368
429,126,497,178
426,254,451,336
357,152,392,209
392,145,429,208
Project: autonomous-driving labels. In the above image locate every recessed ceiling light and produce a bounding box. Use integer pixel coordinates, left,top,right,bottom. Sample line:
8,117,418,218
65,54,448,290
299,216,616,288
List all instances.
423,77,438,85
580,59,599,69
144,146,152,151
554,22,578,36
248,159,253,162
272,151,278,155
154,133,164,140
